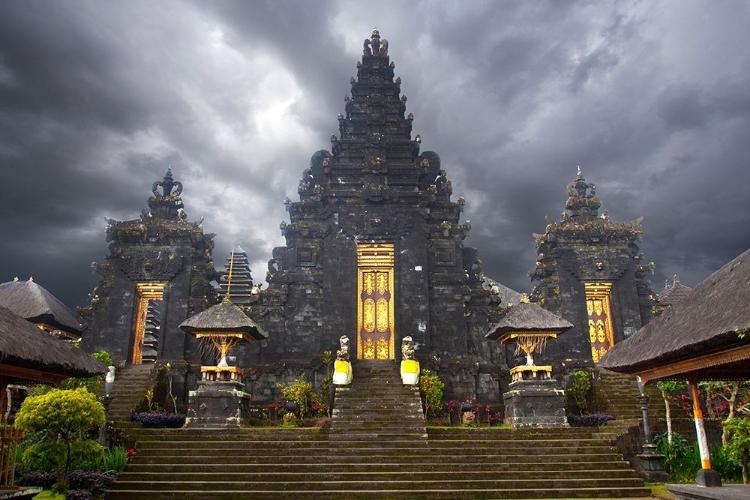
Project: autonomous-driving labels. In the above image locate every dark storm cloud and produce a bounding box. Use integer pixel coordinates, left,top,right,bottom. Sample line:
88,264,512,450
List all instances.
1,0,749,310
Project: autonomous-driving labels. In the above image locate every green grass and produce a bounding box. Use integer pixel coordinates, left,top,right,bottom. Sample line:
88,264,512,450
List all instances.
644,483,675,499
33,491,65,500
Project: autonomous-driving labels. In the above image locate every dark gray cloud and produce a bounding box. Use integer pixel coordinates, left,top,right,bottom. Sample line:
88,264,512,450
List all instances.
1,0,749,309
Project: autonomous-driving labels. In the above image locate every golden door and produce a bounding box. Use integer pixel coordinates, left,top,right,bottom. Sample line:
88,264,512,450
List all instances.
357,244,395,360
585,282,615,363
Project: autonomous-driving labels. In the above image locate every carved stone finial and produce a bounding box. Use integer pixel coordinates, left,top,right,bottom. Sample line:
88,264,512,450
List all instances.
576,165,583,181
152,168,183,198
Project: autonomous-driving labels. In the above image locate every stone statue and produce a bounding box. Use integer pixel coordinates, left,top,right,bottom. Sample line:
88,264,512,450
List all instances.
333,336,352,385
400,336,419,385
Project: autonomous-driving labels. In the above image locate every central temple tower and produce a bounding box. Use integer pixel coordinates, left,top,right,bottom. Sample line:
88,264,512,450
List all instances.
240,30,504,400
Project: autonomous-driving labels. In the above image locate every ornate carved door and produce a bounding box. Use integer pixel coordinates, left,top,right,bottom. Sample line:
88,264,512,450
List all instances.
585,282,615,363
357,244,395,360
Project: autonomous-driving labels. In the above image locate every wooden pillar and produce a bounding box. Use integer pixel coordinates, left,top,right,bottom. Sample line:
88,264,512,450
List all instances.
689,377,722,486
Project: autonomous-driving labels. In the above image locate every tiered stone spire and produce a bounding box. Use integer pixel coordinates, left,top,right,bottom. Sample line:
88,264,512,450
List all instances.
220,246,255,305
564,166,601,220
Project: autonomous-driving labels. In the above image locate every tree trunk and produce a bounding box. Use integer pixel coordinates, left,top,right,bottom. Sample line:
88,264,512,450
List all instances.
723,383,740,446
662,389,673,445
743,461,748,484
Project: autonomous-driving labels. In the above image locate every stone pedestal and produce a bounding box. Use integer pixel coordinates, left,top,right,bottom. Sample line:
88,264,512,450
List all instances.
503,377,567,428
186,380,250,428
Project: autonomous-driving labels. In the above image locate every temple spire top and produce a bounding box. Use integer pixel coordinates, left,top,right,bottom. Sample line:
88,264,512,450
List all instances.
364,28,388,57
564,166,601,220
148,168,185,220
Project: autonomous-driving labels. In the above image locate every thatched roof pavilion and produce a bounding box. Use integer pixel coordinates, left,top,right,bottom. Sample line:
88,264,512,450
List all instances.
599,247,750,488
0,278,83,339
0,305,106,385
599,247,750,385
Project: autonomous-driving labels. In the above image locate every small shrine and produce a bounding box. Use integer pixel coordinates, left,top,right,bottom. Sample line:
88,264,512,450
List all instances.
486,296,573,427
180,297,267,427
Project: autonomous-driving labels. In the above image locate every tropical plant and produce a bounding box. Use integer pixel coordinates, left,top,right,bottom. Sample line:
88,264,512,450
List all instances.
279,375,320,418
567,370,591,414
102,446,129,473
15,388,105,492
656,380,686,445
419,369,444,419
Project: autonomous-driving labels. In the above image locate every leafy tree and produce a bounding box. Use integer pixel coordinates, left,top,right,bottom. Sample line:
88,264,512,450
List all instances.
656,380,686,445
60,350,113,393
16,387,105,492
419,369,444,419
724,417,750,483
700,381,749,445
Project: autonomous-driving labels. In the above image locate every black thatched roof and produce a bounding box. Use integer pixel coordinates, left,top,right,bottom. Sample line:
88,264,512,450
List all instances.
0,305,107,380
599,247,750,374
0,279,82,335
486,302,573,341
180,300,267,341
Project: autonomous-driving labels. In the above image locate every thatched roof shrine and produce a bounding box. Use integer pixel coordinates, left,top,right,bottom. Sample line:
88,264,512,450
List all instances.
180,300,267,342
485,302,573,341
599,247,750,384
0,278,83,338
0,305,106,385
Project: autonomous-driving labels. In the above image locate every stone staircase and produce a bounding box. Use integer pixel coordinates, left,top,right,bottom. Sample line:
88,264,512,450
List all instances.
101,364,155,429
105,361,652,499
330,359,427,443
596,368,671,425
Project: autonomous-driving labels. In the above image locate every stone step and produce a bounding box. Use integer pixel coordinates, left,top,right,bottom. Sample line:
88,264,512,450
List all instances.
105,487,652,499
133,451,630,465
114,469,640,483
125,461,634,473
108,477,646,492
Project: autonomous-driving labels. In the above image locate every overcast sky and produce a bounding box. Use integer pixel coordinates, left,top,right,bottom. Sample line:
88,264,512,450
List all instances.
1,0,749,310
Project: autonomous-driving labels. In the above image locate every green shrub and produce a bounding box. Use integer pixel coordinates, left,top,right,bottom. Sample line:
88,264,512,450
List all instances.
21,440,104,473
419,369,444,419
22,442,65,472
724,417,750,483
282,412,298,428
567,370,591,414
68,440,105,471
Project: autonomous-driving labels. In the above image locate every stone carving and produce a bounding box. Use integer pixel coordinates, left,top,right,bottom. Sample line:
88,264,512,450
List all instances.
120,252,183,281
400,336,420,385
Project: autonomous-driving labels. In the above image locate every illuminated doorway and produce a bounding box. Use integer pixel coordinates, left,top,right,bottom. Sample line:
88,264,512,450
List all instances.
357,244,395,360
132,282,165,364
585,282,614,363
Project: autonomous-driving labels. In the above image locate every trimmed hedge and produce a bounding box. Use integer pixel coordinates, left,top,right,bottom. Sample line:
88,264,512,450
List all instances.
567,413,616,427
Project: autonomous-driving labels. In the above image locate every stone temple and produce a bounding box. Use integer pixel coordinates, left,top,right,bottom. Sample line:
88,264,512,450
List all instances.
81,30,654,405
